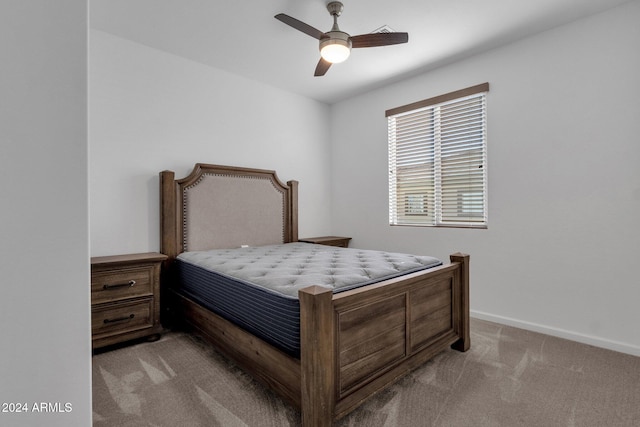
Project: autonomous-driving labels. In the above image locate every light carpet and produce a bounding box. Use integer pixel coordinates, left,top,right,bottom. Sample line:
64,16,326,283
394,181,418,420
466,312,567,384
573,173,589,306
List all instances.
92,319,640,426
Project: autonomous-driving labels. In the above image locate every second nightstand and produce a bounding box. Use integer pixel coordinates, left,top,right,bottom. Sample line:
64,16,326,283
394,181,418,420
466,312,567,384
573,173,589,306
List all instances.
298,236,352,248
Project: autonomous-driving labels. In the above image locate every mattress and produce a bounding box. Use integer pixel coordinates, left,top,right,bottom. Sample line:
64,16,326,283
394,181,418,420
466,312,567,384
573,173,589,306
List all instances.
175,242,442,356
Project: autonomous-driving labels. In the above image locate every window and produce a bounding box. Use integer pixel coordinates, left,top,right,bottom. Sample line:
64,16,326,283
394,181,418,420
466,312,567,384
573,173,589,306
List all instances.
387,83,488,228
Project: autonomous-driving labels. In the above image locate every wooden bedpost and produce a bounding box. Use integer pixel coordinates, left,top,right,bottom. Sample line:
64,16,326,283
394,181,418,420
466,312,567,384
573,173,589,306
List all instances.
160,170,178,262
299,285,335,427
450,253,470,352
287,180,299,243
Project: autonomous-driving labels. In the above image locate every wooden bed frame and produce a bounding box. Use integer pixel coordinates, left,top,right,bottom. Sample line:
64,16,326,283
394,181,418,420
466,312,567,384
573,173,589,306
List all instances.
160,163,469,427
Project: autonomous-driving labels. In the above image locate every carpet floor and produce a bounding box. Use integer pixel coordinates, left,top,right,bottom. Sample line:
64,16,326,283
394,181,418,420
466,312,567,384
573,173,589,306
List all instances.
92,319,640,426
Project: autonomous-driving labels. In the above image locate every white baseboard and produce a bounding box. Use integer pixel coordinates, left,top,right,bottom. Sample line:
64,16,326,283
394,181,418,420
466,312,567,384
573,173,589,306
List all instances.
470,310,640,357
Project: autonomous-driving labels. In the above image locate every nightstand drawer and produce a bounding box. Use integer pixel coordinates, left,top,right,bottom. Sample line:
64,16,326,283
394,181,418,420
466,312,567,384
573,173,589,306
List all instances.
91,266,154,304
92,298,154,337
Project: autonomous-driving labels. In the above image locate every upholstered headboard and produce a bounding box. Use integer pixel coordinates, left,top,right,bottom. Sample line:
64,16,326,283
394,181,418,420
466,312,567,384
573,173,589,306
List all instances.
160,163,298,260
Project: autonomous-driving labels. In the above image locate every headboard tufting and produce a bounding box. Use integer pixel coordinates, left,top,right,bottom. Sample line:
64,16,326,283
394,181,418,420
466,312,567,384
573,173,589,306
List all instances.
160,163,298,261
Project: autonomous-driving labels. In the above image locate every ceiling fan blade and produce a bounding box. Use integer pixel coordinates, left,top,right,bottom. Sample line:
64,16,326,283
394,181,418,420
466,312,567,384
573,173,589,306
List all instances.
314,58,332,77
350,32,409,48
275,13,326,40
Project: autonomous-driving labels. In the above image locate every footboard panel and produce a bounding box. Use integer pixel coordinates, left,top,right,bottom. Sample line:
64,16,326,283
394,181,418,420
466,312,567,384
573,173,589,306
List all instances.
338,294,407,394
410,276,454,352
330,259,466,419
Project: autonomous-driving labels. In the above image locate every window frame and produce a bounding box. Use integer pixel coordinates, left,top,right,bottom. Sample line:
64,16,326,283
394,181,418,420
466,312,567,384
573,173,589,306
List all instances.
386,83,489,229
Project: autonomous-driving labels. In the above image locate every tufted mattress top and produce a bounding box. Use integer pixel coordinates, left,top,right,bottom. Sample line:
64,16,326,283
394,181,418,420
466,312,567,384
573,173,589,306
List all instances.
177,242,442,298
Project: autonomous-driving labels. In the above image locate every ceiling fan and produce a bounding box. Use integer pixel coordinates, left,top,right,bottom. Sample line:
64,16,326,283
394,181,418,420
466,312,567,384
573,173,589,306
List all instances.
275,1,409,76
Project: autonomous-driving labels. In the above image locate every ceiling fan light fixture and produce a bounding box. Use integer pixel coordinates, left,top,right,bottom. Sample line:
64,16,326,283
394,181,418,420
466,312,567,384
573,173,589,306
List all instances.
320,32,351,63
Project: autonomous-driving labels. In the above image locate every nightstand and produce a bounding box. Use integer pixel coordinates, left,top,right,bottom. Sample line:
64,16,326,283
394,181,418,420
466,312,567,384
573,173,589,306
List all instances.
91,252,167,349
299,236,352,248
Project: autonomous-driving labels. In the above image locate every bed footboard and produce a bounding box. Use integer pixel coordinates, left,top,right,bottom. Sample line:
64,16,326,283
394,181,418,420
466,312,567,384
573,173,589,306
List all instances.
299,253,469,426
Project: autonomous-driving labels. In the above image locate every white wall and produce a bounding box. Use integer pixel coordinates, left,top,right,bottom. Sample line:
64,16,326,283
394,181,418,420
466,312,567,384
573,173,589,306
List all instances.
330,1,640,355
0,1,91,426
90,30,333,256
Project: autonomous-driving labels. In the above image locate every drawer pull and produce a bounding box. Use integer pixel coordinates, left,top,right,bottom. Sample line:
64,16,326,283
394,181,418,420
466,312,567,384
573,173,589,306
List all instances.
103,314,135,324
103,280,136,290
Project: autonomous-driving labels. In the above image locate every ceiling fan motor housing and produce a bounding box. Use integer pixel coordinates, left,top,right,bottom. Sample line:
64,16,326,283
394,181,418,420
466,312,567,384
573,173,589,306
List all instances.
320,31,351,49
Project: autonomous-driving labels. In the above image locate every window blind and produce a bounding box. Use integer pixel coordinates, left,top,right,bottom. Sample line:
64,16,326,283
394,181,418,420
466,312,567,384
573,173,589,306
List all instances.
387,83,488,228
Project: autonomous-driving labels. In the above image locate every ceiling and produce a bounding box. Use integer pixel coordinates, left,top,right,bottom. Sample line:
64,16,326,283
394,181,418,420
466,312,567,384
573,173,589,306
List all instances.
91,0,630,104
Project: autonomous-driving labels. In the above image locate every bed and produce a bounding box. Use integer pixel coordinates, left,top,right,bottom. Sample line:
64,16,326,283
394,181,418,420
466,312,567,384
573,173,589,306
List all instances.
160,163,470,426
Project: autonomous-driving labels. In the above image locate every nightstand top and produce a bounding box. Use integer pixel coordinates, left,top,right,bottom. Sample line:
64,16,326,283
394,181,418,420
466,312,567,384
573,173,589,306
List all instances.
299,236,350,242
91,252,167,267
298,236,352,247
